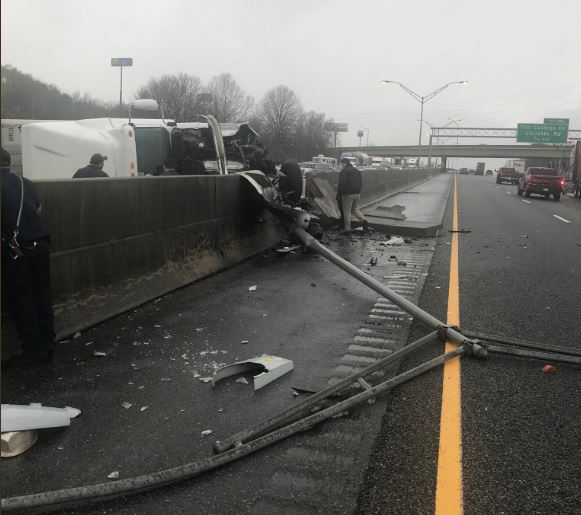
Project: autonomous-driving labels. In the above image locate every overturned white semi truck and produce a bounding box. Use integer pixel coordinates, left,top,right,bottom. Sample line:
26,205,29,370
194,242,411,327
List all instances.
1,100,261,179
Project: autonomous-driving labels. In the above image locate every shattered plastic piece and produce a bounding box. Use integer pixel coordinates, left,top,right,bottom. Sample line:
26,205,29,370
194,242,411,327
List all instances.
236,377,249,384
1,403,81,432
137,386,145,390
195,328,204,332
380,236,405,246
154,324,161,328
217,408,224,413
160,377,171,382
121,402,132,409
140,406,149,412
201,430,213,437
212,356,294,391
1,431,39,457
73,331,82,339
107,471,120,480
542,364,557,373
93,351,108,357
248,285,257,291
241,340,249,345
199,377,213,383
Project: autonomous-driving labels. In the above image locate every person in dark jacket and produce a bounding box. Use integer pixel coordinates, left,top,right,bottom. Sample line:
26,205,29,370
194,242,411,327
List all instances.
338,158,368,233
1,148,55,366
73,153,109,178
159,158,180,176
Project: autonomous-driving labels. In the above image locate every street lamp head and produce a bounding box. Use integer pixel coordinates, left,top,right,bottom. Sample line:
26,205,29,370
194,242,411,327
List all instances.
459,80,469,85
379,80,391,85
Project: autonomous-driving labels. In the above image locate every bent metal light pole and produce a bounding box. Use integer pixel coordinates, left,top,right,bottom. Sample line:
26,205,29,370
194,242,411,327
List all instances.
380,79,468,167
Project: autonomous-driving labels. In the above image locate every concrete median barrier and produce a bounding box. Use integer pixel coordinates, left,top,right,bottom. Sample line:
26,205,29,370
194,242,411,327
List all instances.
35,175,286,339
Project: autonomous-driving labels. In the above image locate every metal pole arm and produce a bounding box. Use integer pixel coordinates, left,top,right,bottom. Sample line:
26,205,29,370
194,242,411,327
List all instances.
392,82,423,103
424,82,456,103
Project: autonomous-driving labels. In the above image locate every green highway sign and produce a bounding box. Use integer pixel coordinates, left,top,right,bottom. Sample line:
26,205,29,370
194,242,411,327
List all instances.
544,118,569,127
517,123,568,144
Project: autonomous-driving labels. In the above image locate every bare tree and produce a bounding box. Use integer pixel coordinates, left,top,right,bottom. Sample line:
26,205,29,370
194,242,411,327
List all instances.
206,73,254,122
136,73,203,122
294,111,333,161
255,85,303,161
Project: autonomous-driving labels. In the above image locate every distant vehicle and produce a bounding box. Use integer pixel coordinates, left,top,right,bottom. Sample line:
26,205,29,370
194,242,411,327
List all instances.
485,170,493,175
517,167,564,200
496,167,518,184
459,168,469,175
475,162,485,175
340,151,371,167
371,156,383,168
570,140,581,199
468,168,476,175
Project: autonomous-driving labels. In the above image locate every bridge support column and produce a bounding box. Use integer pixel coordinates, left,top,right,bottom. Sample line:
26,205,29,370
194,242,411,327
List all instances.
441,156,447,171
427,135,433,167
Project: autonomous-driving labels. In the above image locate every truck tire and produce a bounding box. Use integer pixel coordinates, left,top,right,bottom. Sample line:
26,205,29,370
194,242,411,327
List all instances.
544,193,551,199
517,184,523,196
524,187,531,198
553,193,561,201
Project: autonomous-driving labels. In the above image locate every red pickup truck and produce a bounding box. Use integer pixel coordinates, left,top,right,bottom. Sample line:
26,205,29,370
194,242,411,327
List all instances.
517,167,564,201
496,167,519,184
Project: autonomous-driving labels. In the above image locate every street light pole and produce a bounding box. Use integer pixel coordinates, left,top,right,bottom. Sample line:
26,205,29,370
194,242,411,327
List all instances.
380,79,468,167
359,125,370,147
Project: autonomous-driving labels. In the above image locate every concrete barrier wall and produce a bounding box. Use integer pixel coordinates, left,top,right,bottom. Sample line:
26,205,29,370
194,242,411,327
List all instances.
36,175,286,339
32,168,442,339
307,168,442,206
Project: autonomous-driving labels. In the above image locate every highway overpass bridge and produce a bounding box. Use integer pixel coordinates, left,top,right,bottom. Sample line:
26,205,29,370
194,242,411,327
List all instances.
327,144,574,160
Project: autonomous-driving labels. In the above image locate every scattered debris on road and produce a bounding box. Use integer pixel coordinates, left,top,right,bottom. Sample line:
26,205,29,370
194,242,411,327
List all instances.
93,351,108,357
248,285,257,292
121,402,132,410
213,356,294,390
107,471,119,480
542,364,557,373
201,430,213,437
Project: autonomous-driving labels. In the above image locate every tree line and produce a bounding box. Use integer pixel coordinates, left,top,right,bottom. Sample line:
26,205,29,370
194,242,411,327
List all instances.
1,65,334,162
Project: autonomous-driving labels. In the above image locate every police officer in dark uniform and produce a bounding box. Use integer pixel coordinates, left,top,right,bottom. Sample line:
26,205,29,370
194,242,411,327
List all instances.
1,148,55,365
73,153,109,178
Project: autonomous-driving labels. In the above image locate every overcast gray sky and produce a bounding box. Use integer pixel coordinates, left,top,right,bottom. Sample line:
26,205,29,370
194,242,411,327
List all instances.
2,0,580,158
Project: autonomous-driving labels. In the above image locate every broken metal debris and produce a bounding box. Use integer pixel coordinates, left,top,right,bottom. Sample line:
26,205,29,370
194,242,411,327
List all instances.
73,331,82,339
107,471,120,480
236,377,249,385
212,356,294,390
380,236,406,246
121,402,133,410
240,340,249,345
93,351,108,357
1,431,39,458
201,430,213,437
248,285,257,292
140,406,149,412
1,404,81,432
198,377,213,383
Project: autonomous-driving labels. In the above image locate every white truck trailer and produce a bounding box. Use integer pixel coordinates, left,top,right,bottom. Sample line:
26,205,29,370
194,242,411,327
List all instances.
1,100,259,179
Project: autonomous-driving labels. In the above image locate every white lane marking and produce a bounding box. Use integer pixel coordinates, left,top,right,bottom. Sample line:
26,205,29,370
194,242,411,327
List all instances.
553,215,571,224
522,200,531,204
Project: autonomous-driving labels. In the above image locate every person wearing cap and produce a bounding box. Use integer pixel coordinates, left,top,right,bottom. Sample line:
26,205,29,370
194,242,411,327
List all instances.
159,157,180,176
1,148,55,366
338,157,369,234
73,153,109,178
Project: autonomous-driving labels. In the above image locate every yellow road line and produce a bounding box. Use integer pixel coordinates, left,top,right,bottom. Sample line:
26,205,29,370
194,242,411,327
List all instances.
435,175,463,515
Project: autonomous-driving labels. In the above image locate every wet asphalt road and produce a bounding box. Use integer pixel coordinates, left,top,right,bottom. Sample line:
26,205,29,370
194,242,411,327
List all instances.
2,173,579,514
357,174,581,514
